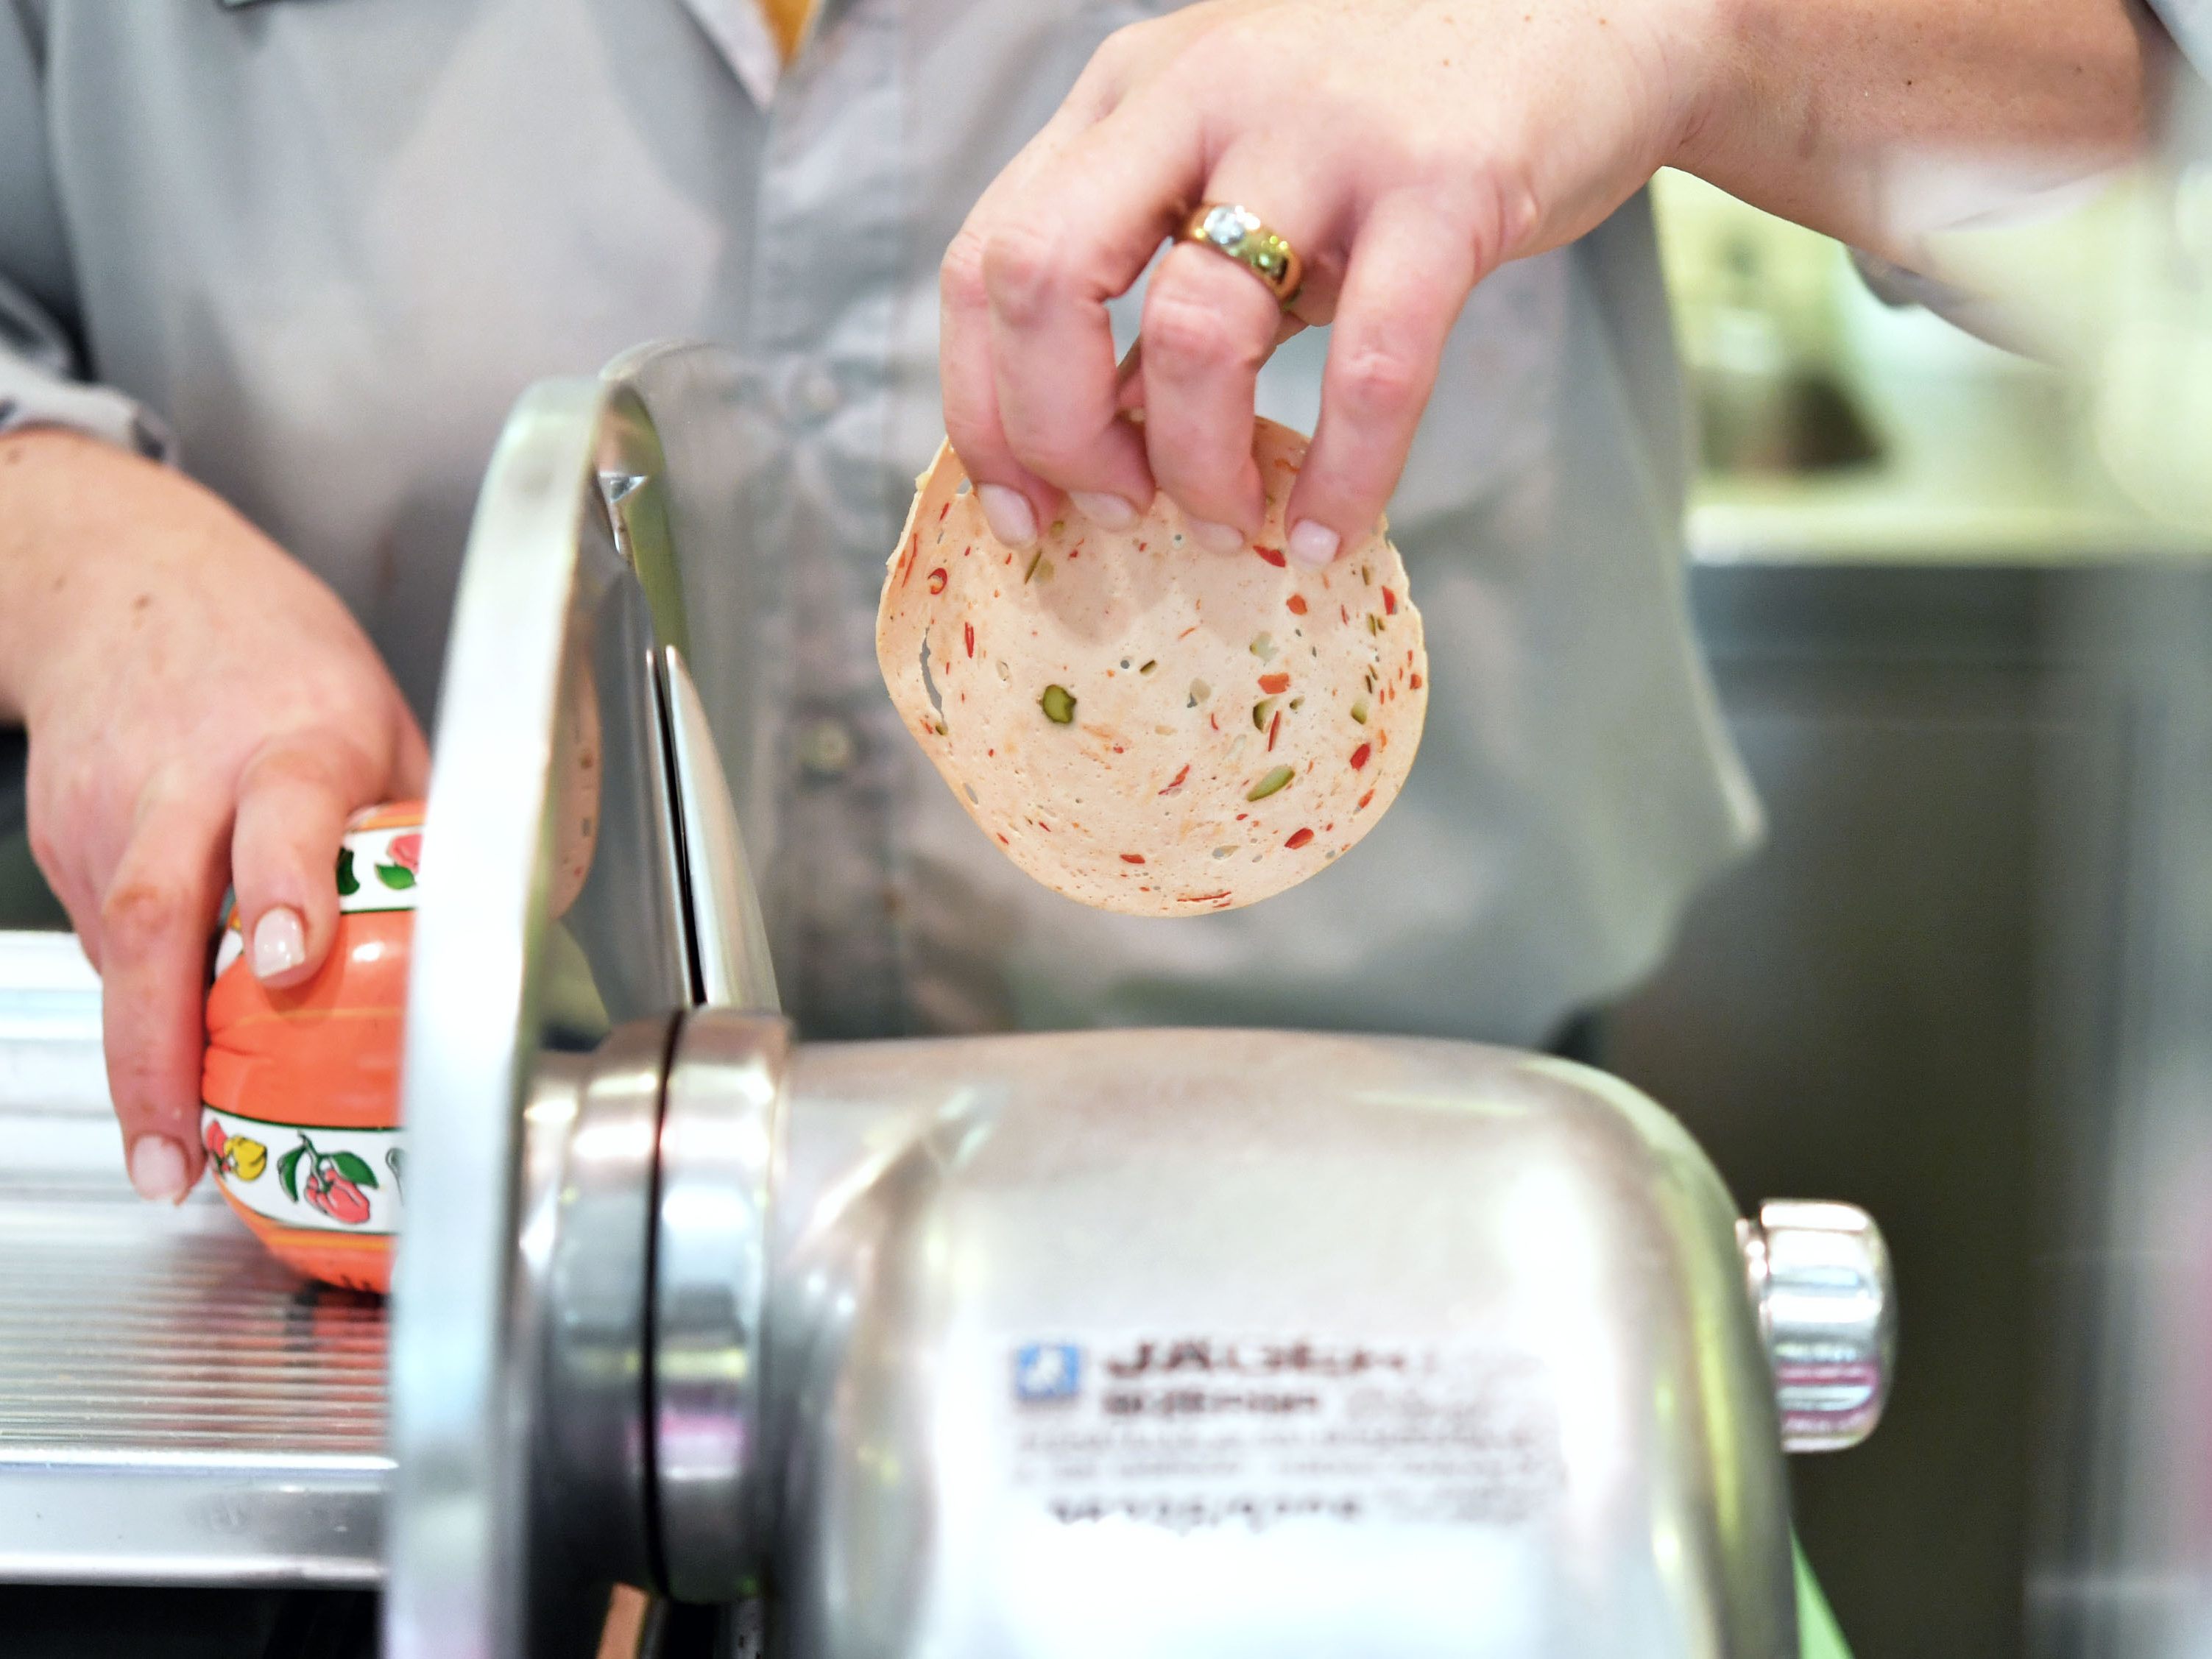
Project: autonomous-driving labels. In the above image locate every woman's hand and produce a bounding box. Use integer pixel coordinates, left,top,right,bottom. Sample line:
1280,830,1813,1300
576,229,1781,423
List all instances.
0,429,428,1202
940,0,1709,565
939,0,2151,565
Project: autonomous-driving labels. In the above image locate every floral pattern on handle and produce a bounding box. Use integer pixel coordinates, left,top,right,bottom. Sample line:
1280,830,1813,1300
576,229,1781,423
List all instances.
333,824,423,914
199,1106,403,1235
278,1133,379,1225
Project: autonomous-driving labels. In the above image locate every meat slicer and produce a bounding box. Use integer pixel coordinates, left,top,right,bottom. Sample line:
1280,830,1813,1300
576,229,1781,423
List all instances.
0,347,1893,1658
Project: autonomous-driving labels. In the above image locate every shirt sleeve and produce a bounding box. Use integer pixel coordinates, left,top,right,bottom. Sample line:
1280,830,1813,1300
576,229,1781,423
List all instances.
1847,247,2038,356
0,1,174,461
1848,0,2210,351
2149,0,2212,77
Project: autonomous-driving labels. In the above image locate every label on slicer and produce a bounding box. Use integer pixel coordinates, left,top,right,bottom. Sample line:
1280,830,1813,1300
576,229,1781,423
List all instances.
995,1334,1564,1532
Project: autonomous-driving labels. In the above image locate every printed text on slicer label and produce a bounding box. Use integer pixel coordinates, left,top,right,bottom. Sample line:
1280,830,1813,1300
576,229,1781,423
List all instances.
1000,1334,1565,1532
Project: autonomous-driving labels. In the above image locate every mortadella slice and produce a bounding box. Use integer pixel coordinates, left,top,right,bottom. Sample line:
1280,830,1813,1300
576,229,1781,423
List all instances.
876,418,1427,916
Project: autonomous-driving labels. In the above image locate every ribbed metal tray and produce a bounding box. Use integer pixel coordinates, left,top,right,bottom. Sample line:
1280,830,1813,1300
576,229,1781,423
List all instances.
0,932,386,1585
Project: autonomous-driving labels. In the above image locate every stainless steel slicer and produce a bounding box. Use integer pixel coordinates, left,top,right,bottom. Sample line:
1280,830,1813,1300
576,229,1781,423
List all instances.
0,346,1896,1659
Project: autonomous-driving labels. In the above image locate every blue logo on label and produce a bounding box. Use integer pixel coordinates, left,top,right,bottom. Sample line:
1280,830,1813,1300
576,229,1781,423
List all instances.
1014,1343,1082,1402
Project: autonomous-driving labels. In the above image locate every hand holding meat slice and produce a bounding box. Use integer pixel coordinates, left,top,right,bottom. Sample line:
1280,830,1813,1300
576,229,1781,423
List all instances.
879,417,1426,916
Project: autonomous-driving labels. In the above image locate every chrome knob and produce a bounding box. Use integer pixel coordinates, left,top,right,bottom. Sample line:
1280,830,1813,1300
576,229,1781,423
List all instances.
1739,1200,1895,1453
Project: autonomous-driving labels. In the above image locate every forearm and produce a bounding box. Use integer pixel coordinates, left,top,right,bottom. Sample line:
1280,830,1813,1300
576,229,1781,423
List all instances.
0,428,243,727
1675,0,2163,262
0,428,105,724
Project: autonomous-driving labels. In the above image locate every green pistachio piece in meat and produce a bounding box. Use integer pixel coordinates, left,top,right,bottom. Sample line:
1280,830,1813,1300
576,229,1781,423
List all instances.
1245,764,1294,802
1039,684,1077,724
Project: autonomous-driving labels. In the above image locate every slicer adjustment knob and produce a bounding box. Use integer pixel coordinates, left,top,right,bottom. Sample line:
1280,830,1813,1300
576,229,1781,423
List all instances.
1738,1200,1895,1454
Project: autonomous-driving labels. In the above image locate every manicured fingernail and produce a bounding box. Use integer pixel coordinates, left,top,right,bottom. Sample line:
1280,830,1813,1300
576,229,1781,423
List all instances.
128,1135,189,1203
1287,519,1340,569
1187,517,1245,555
251,905,306,981
1070,491,1142,531
978,484,1037,548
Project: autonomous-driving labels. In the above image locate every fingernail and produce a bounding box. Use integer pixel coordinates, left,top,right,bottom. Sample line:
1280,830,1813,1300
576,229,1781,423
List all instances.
1187,517,1246,556
1070,491,1142,531
128,1135,190,1203
251,905,306,981
978,484,1037,548
1287,519,1341,569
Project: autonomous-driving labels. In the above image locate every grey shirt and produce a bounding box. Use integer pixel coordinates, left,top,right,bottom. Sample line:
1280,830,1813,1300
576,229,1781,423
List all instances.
0,0,1759,1044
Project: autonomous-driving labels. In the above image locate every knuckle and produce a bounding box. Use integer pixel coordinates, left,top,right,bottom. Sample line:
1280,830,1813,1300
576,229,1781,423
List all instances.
1142,288,1259,378
1084,21,1142,82
980,220,1078,322
238,737,342,798
1332,343,1425,417
24,824,66,885
1086,14,1173,83
1164,18,1272,96
1452,170,1542,272
939,227,992,311
99,875,198,952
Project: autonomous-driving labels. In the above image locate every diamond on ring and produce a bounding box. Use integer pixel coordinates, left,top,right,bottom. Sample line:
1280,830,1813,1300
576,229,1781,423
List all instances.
1201,204,1262,251
1179,202,1303,305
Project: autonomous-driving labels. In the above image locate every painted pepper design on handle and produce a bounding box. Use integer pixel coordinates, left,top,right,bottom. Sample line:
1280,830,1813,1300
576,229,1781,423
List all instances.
377,831,422,891
278,1133,381,1227
201,1118,269,1182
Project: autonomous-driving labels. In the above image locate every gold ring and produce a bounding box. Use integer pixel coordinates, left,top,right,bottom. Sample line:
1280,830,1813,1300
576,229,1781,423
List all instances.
1178,202,1303,305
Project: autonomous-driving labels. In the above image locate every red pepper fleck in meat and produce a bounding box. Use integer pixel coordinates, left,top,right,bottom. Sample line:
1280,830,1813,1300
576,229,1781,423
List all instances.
1257,672,1290,694
1267,710,1282,751
1357,789,1376,810
1285,828,1315,850
1349,743,1372,771
1285,594,1309,615
1410,672,1424,690
1158,764,1191,795
1382,587,1398,615
1254,544,1287,567
964,621,975,657
1179,891,1233,904
1120,853,1146,865
927,567,947,593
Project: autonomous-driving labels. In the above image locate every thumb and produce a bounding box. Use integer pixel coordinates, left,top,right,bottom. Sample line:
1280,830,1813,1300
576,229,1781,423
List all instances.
228,735,392,991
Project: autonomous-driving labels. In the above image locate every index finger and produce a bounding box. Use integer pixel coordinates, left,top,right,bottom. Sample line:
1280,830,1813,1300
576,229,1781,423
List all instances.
939,43,1149,543
978,102,1205,520
97,792,232,1203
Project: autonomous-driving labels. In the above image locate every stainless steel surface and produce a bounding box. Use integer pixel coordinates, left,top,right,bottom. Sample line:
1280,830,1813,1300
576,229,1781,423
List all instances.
1739,1201,1894,1453
0,932,105,1116
2031,567,2212,1659
758,1035,1800,1659
388,372,697,1659
660,647,780,1014
652,1010,785,1602
537,1018,676,1594
0,931,386,1587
